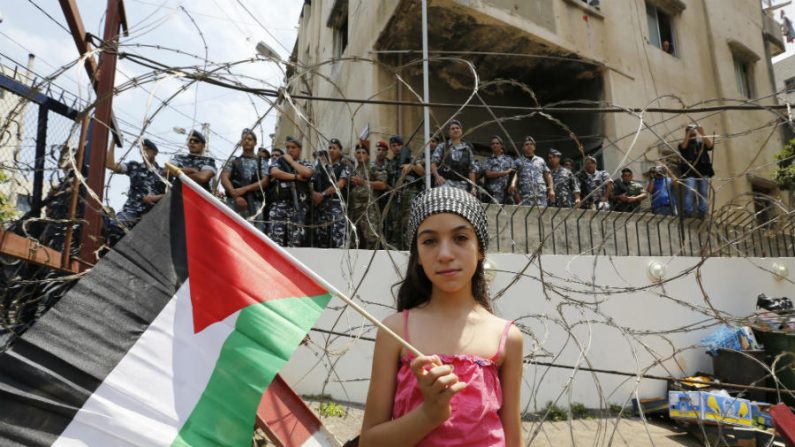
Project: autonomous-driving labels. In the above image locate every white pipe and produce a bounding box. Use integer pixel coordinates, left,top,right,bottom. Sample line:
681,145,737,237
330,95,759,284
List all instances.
422,0,432,190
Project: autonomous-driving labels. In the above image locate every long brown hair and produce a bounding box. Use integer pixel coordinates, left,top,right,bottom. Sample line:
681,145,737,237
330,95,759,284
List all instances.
395,242,492,312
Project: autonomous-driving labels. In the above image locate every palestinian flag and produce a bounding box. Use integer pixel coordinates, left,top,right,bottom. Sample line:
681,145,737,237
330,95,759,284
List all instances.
0,176,334,446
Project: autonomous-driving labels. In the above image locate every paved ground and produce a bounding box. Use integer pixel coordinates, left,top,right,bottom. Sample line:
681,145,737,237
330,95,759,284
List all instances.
297,400,701,447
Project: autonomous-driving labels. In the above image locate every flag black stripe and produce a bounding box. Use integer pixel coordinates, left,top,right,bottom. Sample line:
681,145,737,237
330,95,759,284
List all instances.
0,186,187,446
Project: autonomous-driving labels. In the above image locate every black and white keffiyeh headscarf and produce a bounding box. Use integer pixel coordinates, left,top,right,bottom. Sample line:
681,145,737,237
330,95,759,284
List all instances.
407,187,489,252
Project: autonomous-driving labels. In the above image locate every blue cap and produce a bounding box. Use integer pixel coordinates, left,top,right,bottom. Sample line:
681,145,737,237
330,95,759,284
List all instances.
389,135,404,145
142,138,158,152
189,130,206,144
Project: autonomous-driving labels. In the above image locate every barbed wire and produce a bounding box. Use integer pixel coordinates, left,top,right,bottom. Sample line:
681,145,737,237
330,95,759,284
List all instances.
2,3,795,445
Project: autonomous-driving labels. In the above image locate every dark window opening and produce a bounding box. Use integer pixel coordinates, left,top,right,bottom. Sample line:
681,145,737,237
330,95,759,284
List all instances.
784,77,795,92
733,55,754,98
646,3,676,55
752,184,774,227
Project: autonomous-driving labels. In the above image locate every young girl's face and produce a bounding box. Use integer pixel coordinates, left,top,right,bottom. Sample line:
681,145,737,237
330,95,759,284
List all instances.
416,213,481,296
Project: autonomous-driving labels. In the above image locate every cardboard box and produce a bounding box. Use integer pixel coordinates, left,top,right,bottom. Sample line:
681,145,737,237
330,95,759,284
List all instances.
669,391,753,427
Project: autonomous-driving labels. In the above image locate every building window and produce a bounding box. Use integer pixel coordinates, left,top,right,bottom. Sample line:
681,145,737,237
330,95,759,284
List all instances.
335,18,348,58
733,55,754,98
646,3,676,55
327,0,349,59
785,77,795,93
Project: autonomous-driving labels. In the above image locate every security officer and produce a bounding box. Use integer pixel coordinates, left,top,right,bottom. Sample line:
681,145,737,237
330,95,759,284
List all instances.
349,142,388,249
220,129,269,231
548,148,580,208
509,136,554,206
169,130,217,192
483,135,515,204
268,136,314,247
387,135,425,250
311,138,351,248
430,119,477,194
106,138,165,229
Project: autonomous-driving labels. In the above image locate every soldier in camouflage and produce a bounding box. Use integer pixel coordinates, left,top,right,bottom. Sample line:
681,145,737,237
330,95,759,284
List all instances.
483,136,515,204
311,138,351,248
349,142,388,249
547,148,580,208
509,136,554,206
387,135,425,250
612,168,647,212
580,156,613,210
220,129,269,231
106,138,166,229
268,136,314,247
431,120,477,194
169,130,216,192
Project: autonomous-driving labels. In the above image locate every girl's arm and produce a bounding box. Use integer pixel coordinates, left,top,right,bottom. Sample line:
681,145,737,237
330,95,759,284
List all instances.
360,316,464,447
499,325,525,447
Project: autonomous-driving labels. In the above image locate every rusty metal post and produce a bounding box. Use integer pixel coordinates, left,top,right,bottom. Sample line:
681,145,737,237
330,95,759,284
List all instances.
78,0,122,264
62,115,89,270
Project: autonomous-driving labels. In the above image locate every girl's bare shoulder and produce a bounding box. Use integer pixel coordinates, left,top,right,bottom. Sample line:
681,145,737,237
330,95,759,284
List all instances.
381,312,405,336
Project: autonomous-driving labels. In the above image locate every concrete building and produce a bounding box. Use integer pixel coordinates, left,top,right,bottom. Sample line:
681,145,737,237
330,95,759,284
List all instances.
275,0,787,216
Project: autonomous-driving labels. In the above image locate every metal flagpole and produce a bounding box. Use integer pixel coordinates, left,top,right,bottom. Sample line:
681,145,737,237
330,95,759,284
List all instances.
422,0,432,190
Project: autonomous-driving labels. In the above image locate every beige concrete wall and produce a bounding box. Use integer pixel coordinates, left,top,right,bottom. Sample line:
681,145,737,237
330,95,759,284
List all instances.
276,0,784,209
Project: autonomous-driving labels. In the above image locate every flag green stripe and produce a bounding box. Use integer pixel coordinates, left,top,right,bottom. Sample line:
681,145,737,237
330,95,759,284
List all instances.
172,293,331,447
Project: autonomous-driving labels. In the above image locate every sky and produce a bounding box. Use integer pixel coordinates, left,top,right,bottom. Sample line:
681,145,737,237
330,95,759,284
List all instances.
0,0,302,209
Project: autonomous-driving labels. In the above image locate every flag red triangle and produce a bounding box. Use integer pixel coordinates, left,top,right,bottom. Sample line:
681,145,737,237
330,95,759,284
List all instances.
180,182,327,333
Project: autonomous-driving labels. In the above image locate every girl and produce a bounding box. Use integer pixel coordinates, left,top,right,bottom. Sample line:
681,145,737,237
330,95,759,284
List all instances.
360,187,524,446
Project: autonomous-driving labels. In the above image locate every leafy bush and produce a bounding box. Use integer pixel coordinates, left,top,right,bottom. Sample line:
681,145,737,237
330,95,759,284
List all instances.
774,138,795,190
318,401,346,418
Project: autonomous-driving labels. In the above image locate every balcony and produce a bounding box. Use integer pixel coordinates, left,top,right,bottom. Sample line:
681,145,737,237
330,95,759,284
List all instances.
763,13,786,57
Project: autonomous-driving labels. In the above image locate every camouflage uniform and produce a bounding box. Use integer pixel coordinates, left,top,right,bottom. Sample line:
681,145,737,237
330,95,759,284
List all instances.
373,158,390,213
431,141,477,191
169,153,217,192
116,160,166,228
387,147,425,250
483,154,514,204
349,161,386,249
267,157,312,247
223,154,268,231
312,159,351,248
550,166,580,208
514,155,550,206
580,170,613,210
612,180,645,212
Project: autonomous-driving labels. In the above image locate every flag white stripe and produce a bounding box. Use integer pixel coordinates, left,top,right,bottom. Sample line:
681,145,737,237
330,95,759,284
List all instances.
54,281,240,446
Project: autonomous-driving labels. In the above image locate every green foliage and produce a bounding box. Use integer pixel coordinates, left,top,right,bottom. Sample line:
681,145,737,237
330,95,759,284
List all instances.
318,401,346,418
0,169,19,223
542,401,568,422
774,138,795,190
569,402,588,419
608,403,624,415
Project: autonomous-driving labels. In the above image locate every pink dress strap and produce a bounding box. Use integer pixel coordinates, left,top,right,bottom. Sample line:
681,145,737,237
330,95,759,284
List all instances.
490,320,514,362
402,310,413,358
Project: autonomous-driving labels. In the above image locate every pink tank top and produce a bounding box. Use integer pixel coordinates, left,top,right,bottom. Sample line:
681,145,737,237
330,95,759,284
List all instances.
392,310,512,447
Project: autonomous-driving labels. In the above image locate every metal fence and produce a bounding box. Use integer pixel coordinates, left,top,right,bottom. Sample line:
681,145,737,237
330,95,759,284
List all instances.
484,203,795,258
1,59,85,347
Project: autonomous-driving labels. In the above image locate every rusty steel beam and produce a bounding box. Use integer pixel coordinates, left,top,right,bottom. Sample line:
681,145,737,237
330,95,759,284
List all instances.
78,0,124,264
62,115,89,270
0,230,80,273
58,0,123,147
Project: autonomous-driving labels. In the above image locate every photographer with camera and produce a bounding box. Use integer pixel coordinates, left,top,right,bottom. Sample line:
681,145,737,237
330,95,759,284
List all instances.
220,129,270,231
678,123,714,218
646,165,678,216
